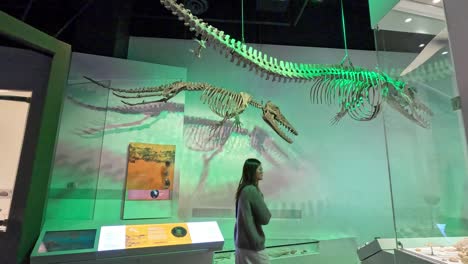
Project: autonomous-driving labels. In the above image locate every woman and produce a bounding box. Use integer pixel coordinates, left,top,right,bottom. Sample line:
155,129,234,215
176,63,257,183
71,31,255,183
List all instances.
234,158,271,264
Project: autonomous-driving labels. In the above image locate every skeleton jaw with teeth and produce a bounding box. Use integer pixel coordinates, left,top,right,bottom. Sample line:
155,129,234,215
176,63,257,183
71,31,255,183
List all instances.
385,84,433,128
262,101,298,144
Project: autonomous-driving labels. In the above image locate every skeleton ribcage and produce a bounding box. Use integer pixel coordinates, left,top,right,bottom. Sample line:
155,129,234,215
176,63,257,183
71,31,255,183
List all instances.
310,76,384,121
200,87,247,119
342,83,383,121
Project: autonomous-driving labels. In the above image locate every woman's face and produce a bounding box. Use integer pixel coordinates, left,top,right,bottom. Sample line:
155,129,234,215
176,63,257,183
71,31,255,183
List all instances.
256,165,264,181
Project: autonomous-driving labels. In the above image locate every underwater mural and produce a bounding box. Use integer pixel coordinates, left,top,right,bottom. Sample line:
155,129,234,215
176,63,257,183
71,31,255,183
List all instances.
66,92,297,202
84,76,298,144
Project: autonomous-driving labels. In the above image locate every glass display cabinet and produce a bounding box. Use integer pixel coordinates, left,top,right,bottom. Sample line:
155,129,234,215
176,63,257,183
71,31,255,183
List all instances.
373,0,468,263
27,1,468,264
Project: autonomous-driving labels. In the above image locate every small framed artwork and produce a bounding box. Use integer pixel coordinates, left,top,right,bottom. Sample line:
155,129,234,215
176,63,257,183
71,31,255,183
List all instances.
125,143,176,201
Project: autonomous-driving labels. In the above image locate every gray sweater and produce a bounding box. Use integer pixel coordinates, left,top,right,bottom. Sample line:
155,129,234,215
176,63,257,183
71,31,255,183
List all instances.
234,185,272,251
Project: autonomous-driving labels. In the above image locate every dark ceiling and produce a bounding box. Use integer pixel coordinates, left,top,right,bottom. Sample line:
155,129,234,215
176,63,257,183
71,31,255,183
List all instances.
0,0,433,57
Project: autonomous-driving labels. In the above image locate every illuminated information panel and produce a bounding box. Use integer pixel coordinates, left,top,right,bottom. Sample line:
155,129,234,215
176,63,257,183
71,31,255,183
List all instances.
98,221,223,251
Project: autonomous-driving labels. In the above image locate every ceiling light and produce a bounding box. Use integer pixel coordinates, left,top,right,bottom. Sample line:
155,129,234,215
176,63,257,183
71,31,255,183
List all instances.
442,51,448,55
432,0,441,4
419,44,425,48
405,18,413,23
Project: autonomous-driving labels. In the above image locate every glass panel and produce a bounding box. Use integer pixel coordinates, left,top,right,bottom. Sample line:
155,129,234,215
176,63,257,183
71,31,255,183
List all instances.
163,31,397,264
375,0,468,262
0,89,32,232
98,78,184,221
45,80,110,220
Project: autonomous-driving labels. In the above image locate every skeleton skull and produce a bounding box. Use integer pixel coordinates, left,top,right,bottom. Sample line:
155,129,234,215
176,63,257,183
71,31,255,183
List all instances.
385,83,433,128
262,101,298,143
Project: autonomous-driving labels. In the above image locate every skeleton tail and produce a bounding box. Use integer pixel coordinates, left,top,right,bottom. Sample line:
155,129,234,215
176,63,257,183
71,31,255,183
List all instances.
83,76,184,94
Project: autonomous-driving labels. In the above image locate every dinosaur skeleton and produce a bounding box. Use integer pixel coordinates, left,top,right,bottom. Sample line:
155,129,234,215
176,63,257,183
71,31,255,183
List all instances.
158,0,433,128
84,76,298,144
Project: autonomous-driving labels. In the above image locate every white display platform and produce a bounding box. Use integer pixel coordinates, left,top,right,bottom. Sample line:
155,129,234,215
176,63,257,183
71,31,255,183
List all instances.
402,247,461,264
358,237,468,264
30,221,224,264
397,236,468,264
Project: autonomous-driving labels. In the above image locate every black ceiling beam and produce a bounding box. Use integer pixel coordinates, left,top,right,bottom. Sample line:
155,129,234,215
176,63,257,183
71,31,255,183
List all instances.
293,0,310,27
70,0,134,58
20,0,34,21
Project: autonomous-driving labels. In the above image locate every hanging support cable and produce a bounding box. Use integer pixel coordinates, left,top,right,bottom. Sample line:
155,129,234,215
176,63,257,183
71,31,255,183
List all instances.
339,0,353,67
241,0,245,43
54,0,94,38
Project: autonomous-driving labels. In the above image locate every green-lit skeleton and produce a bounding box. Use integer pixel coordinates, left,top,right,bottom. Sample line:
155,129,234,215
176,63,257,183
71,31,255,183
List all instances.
159,0,433,128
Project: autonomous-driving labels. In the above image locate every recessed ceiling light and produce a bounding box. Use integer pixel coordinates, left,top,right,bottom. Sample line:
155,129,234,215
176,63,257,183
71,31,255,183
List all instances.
432,0,441,4
442,51,448,55
405,18,413,23
419,44,425,48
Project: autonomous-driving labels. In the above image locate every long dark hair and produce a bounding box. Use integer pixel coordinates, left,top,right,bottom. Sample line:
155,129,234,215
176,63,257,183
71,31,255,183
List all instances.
235,158,261,203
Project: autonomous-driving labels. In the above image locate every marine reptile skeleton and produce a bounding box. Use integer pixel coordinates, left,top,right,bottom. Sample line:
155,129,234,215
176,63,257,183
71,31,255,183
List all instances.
159,0,433,128
84,77,298,144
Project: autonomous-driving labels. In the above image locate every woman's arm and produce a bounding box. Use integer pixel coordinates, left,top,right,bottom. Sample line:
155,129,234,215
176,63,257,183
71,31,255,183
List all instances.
237,191,262,244
246,186,271,225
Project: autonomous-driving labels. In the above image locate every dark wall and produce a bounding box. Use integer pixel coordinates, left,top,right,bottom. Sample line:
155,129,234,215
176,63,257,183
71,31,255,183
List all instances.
0,46,52,90
0,45,52,264
71,0,134,58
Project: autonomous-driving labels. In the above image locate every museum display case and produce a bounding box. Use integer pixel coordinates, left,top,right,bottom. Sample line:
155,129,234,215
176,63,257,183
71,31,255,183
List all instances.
43,51,397,263
43,50,188,225
32,1,468,263
95,77,185,221
44,80,110,221
373,1,468,263
30,221,224,264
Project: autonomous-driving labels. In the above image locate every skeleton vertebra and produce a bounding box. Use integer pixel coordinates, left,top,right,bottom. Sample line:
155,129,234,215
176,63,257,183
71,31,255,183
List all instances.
83,76,298,144
159,0,433,128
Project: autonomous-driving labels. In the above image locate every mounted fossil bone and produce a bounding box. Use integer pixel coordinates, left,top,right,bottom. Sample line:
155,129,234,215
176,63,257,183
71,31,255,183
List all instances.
189,38,207,58
83,76,298,144
385,83,433,128
158,0,433,128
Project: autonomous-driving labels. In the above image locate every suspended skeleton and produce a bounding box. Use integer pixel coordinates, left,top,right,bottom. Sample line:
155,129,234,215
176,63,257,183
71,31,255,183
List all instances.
159,0,433,128
83,76,298,144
